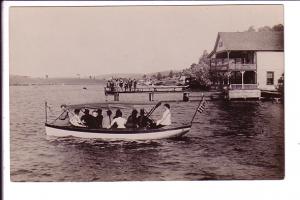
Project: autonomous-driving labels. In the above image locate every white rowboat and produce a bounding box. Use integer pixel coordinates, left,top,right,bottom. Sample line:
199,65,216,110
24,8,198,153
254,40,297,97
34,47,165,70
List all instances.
45,123,191,141
44,97,205,141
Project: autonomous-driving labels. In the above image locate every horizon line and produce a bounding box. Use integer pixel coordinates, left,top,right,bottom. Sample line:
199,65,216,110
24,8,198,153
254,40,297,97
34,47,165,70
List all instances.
10,69,184,79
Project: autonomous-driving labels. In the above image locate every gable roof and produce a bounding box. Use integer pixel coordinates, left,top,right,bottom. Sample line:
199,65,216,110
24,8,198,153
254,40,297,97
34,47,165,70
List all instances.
208,31,284,57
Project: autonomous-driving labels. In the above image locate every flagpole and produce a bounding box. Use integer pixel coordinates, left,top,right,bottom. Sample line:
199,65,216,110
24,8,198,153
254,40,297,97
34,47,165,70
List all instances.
190,93,204,125
45,101,48,123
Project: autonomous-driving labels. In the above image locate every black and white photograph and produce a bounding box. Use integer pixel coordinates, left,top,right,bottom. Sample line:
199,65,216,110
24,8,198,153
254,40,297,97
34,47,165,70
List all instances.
5,1,300,199
7,4,285,183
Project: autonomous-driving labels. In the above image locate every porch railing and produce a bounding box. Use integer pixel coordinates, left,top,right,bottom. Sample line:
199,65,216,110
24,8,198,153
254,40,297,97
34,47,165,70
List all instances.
229,84,258,90
210,58,256,71
229,63,256,71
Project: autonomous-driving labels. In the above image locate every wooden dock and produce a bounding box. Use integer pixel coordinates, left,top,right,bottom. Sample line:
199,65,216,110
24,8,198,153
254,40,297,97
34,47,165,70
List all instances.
104,85,189,101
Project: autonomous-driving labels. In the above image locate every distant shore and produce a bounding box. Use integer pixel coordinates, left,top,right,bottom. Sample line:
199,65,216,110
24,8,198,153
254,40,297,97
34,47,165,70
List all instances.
9,76,106,86
10,83,105,86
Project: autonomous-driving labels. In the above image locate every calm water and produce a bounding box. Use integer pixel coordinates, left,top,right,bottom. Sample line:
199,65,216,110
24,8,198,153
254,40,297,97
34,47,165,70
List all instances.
10,84,284,181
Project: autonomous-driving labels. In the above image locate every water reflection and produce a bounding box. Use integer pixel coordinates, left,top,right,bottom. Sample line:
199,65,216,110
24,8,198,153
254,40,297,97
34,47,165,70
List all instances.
47,138,164,181
211,101,262,137
10,85,284,181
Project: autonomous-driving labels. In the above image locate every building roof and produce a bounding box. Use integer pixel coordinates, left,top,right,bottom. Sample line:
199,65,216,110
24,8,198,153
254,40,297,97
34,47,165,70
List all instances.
209,31,284,57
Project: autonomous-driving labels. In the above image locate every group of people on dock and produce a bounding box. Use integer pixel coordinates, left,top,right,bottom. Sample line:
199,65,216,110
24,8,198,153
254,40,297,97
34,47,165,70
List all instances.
106,78,138,92
59,103,171,129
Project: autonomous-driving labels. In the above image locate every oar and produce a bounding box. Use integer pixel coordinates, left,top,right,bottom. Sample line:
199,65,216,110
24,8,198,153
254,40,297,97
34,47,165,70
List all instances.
51,105,70,124
146,101,162,118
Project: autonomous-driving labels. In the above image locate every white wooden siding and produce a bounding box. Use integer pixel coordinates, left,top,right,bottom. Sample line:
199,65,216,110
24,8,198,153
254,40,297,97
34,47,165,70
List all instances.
256,51,284,91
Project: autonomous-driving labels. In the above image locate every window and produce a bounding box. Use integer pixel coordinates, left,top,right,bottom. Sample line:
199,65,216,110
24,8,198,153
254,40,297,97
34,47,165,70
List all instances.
266,71,274,85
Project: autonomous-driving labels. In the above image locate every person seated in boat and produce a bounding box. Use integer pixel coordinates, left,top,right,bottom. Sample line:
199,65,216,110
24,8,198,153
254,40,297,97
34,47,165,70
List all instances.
69,109,86,127
125,109,139,128
110,109,119,128
102,109,112,129
88,110,101,129
137,109,153,128
56,104,71,126
108,109,127,129
96,109,103,128
113,108,123,120
59,104,69,120
156,103,171,128
80,109,94,128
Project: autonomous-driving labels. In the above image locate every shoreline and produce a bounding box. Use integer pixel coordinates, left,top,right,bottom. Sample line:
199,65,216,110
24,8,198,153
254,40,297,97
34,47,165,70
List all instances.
9,83,105,86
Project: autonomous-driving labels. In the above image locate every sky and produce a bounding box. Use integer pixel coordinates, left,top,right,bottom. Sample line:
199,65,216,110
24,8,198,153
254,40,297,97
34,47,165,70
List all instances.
9,5,283,78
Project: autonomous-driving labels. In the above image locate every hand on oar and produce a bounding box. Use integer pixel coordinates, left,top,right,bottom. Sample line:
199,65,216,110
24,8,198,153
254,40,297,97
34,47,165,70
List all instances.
146,101,162,118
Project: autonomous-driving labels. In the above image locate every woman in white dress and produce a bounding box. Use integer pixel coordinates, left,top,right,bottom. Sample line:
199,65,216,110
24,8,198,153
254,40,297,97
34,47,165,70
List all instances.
69,109,85,127
108,109,127,129
156,104,172,128
102,110,112,129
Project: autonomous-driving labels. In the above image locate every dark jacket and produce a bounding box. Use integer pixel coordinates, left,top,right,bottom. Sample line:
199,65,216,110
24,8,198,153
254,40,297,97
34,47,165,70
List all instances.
96,115,103,128
81,114,95,128
137,115,152,128
126,115,139,128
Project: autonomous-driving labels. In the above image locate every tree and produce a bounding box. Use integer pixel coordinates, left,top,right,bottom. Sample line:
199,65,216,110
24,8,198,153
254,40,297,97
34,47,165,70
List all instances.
202,50,208,57
156,72,162,80
182,52,211,90
199,50,210,65
272,24,284,32
247,26,256,32
190,63,197,69
247,24,284,32
169,70,174,78
208,71,230,86
194,65,211,87
258,26,272,32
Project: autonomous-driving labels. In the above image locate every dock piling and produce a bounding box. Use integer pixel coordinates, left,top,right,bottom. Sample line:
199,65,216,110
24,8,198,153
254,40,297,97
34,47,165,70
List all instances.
114,93,119,101
183,92,190,102
149,92,154,101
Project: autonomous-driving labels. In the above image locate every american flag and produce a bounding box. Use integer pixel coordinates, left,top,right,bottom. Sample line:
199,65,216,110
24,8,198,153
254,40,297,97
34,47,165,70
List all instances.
190,96,207,124
197,99,206,113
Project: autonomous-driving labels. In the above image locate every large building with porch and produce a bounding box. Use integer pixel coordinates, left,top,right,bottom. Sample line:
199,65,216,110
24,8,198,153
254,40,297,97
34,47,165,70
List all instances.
208,31,284,99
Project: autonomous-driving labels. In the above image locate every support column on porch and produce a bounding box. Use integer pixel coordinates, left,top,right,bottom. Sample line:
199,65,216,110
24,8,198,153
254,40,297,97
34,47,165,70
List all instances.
226,51,230,71
227,72,231,85
241,71,245,89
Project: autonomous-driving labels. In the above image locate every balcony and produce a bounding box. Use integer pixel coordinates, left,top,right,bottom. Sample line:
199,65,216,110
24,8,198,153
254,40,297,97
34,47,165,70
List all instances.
210,58,256,71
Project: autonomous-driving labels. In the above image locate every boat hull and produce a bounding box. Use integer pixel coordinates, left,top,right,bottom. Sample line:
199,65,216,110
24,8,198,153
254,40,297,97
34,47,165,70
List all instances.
45,124,191,141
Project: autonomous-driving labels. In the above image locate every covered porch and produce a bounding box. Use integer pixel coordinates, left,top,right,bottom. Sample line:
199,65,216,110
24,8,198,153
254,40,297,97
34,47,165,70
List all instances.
210,51,261,99
226,70,261,100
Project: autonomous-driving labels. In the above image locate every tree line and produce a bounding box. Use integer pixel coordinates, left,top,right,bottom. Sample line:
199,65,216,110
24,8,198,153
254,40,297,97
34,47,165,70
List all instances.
246,24,284,32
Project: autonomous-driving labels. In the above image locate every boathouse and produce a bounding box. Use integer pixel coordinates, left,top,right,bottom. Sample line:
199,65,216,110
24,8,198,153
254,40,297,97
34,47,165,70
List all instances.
208,31,284,99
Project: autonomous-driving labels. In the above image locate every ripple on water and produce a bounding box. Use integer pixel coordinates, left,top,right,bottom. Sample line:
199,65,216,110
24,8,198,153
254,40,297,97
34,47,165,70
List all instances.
10,85,284,181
